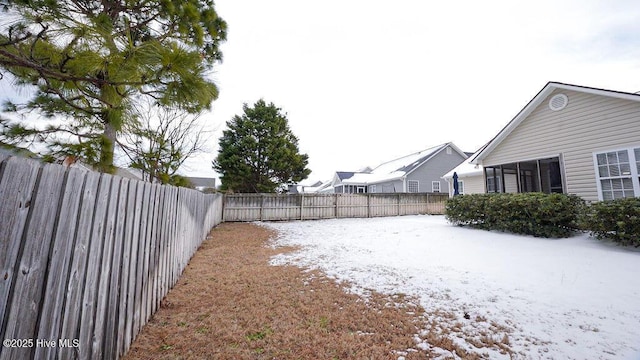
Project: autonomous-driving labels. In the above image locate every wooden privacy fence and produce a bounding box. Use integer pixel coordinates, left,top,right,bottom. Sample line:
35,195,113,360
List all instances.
223,192,449,222
0,154,223,360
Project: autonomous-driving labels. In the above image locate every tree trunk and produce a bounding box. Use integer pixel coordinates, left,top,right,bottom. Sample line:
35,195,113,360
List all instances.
97,120,116,174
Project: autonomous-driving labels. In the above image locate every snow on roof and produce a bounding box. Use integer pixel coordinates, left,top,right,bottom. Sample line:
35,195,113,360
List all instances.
442,159,483,179
443,149,485,179
340,143,450,185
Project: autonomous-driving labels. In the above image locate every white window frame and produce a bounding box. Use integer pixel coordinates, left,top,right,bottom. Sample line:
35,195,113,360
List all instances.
369,185,377,193
432,181,441,193
356,186,366,193
407,180,419,193
593,146,640,201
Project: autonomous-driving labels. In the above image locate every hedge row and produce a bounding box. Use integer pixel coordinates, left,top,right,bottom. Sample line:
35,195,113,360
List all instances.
445,193,640,245
445,193,584,238
584,197,640,246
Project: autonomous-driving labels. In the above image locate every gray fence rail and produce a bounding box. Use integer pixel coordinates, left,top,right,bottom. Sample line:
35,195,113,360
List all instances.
0,154,223,360
222,192,448,222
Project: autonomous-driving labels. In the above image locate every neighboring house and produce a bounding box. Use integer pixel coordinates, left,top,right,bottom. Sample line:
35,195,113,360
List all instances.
288,180,334,194
442,149,486,196
331,142,468,193
468,81,640,202
187,177,216,192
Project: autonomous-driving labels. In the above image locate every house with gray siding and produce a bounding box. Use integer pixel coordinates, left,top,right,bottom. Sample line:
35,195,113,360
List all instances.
331,142,468,193
468,81,640,202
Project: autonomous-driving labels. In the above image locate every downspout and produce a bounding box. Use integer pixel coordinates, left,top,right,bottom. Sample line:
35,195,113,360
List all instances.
402,176,407,192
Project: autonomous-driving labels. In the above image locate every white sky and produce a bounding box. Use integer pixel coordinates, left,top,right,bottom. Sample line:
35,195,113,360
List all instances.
181,0,640,183
2,1,640,183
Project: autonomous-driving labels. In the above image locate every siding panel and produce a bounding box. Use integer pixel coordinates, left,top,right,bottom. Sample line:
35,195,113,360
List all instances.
484,89,640,201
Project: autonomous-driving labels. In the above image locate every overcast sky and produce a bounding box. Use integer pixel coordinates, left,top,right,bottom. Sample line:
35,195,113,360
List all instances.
3,1,640,184
182,0,640,183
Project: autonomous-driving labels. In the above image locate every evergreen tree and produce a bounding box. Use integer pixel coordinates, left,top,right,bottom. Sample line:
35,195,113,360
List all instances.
0,0,226,173
213,100,311,193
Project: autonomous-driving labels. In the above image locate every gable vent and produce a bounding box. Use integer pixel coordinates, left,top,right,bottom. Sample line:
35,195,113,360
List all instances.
549,93,568,111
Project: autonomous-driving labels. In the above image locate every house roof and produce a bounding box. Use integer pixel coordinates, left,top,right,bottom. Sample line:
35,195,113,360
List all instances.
340,142,467,185
187,177,216,188
471,81,640,164
443,147,486,179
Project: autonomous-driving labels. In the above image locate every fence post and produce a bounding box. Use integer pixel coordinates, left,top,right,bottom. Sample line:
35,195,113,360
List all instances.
334,193,338,218
367,193,370,218
300,193,304,221
260,194,264,221
397,193,401,216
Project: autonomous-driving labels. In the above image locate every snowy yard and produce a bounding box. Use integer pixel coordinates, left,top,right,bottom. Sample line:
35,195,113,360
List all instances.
265,215,640,359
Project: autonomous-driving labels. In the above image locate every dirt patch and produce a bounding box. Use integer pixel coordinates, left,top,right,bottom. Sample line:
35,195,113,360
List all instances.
123,222,500,359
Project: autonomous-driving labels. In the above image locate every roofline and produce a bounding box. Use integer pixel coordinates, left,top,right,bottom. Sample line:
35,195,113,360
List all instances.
404,142,468,177
470,81,640,164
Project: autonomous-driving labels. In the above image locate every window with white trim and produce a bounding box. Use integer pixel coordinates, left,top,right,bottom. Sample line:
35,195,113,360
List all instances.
457,180,464,194
370,185,377,193
432,181,441,193
408,180,419,193
594,147,640,200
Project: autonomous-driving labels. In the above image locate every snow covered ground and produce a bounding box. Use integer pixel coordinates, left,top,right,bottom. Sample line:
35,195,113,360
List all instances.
264,215,640,359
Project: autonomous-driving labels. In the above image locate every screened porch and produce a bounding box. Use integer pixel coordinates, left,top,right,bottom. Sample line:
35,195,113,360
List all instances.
483,157,564,194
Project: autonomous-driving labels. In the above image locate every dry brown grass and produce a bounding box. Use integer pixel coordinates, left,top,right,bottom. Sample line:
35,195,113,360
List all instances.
124,223,435,359
124,222,512,360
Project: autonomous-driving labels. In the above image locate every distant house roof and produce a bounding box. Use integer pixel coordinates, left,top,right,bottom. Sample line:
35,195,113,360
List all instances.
443,154,484,180
188,177,216,188
115,167,143,180
471,81,640,164
339,142,467,185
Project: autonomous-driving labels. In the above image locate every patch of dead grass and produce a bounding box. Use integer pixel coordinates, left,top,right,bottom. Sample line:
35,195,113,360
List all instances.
123,222,510,359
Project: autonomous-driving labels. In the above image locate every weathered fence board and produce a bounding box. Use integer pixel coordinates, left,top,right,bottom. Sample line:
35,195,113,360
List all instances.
59,171,100,360
2,163,66,360
0,157,40,341
223,193,448,222
0,155,223,360
35,167,86,360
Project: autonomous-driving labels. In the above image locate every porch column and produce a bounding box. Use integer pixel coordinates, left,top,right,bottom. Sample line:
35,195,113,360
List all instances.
516,162,522,193
500,165,506,193
536,160,543,192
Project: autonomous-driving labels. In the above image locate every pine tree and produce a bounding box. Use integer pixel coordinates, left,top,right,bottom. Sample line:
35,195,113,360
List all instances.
0,0,226,173
213,100,311,193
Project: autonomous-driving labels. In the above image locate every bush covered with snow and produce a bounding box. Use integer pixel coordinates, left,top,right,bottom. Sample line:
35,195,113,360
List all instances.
445,193,584,238
584,197,640,247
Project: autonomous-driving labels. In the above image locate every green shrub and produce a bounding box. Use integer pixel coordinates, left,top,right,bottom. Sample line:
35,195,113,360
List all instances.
445,193,584,238
584,197,640,247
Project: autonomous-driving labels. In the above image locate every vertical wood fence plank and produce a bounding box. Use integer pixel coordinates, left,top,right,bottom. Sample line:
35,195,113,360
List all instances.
124,181,144,354
133,182,152,337
0,157,40,342
91,176,122,359
102,178,129,360
35,167,87,360
149,185,164,318
2,163,66,360
58,171,100,360
115,179,136,357
78,174,113,360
